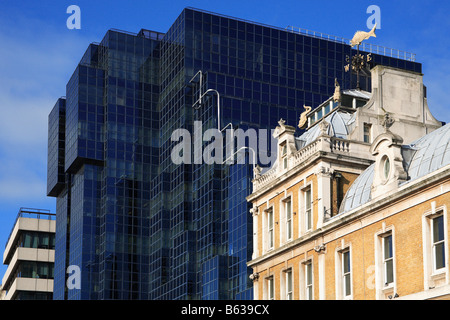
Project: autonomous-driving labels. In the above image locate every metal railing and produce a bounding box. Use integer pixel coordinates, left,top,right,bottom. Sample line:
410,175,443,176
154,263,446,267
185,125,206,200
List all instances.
5,208,56,248
184,8,416,62
285,25,416,62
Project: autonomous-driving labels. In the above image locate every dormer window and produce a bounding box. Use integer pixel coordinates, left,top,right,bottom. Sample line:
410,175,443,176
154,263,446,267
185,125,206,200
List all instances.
369,130,407,199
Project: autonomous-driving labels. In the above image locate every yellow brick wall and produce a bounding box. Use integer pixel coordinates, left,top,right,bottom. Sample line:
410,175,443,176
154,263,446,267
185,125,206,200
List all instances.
252,189,450,300
256,175,319,254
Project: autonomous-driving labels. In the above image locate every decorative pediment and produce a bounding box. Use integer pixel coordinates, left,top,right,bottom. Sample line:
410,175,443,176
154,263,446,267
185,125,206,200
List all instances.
369,130,403,156
370,129,407,199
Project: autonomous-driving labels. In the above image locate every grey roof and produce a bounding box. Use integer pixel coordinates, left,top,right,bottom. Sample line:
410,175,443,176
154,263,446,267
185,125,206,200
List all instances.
404,123,450,184
295,110,355,149
338,123,450,215
339,163,375,214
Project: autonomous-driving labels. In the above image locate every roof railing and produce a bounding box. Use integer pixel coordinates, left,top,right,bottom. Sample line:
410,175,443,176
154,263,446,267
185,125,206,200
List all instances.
5,208,56,248
184,8,416,62
285,25,416,62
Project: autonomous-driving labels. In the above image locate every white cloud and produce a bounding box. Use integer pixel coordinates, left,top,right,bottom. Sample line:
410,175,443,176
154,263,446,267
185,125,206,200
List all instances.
0,13,90,205
0,178,47,202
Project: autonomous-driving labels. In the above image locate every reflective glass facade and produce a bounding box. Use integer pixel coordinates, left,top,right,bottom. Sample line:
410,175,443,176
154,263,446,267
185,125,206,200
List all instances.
47,98,66,197
48,8,421,300
50,30,163,300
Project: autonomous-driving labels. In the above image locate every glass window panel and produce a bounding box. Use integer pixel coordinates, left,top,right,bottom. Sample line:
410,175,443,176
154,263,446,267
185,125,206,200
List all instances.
286,200,292,239
23,233,32,247
287,271,292,291
383,157,390,179
383,235,394,285
286,200,291,218
343,251,350,273
385,259,394,284
305,188,312,230
268,277,274,300
384,235,392,259
344,274,351,296
307,286,313,300
433,215,444,242
286,269,292,300
282,144,287,155
433,215,446,270
435,242,445,269
268,210,274,249
268,210,273,228
306,264,312,284
305,189,311,210
306,262,313,299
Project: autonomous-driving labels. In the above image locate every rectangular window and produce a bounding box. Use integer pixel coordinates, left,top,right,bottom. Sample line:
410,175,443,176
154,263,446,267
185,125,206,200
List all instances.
282,144,288,169
286,269,293,300
267,209,274,250
383,234,394,285
433,215,446,270
305,261,313,300
422,208,447,290
267,276,274,300
305,187,312,231
342,250,351,297
363,123,372,143
286,199,292,241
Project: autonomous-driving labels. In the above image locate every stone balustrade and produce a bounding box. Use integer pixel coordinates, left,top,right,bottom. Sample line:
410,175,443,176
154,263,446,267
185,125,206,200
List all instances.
252,136,359,192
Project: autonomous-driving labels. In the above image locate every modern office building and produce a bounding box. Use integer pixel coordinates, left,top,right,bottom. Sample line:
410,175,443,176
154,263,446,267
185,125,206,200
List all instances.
48,28,163,300
1,208,56,300
47,7,421,300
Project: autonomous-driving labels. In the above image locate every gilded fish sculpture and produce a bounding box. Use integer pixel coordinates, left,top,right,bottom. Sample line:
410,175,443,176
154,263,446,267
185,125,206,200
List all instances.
298,105,312,129
350,24,377,47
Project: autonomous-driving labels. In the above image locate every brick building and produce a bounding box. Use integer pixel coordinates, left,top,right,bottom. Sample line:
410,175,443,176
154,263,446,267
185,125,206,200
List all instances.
247,65,450,300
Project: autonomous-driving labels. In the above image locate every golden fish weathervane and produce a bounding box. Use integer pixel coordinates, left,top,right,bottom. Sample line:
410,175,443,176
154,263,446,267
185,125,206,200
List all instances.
350,23,377,47
345,24,377,89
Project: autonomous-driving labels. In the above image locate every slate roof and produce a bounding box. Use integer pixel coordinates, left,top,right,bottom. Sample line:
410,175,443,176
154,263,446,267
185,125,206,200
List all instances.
338,123,450,215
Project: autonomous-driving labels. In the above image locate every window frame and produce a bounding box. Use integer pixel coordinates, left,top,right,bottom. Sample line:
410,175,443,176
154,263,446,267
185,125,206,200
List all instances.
300,257,314,300
266,275,275,300
304,186,312,232
382,234,394,286
363,123,372,143
281,143,288,170
305,260,313,300
285,197,293,242
432,214,446,272
335,244,352,300
285,268,293,300
266,207,274,251
374,227,397,300
422,205,448,291
342,249,351,298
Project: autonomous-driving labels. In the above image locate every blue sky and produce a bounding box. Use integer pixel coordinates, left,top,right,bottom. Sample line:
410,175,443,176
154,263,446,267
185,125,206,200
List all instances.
0,0,448,276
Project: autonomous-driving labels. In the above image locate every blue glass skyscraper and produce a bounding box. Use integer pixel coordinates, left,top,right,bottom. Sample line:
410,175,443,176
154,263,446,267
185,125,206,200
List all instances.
48,7,421,300
48,29,163,299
